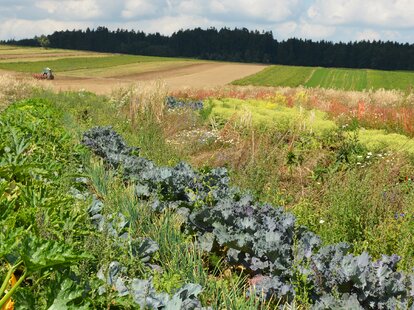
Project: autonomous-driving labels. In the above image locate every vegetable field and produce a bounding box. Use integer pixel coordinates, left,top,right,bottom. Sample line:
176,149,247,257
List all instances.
233,65,414,91
2,64,414,308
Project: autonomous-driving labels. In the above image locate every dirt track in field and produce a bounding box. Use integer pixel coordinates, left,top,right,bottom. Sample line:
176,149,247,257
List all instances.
49,62,267,94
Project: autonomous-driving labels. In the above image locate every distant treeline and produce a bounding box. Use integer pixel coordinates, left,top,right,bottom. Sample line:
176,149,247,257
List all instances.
5,26,414,70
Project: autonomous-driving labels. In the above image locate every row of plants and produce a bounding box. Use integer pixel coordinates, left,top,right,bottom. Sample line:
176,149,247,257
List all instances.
43,87,414,272
0,96,281,309
160,92,414,270
82,125,414,309
0,99,92,308
0,99,206,309
3,84,414,308
171,86,414,138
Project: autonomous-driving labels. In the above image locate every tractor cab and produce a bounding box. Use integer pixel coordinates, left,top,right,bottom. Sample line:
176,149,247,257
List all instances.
42,67,54,80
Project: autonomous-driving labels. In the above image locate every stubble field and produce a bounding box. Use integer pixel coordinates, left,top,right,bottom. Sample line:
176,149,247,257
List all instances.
0,45,267,93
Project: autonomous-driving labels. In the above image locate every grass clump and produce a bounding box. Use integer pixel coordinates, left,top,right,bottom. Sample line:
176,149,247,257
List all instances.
0,74,44,111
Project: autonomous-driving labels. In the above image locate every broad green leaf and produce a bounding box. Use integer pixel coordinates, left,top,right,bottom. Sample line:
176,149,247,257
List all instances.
20,236,91,272
47,279,89,310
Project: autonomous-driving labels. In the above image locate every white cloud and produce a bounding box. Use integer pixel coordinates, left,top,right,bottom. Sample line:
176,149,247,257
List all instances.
206,0,302,23
122,0,160,19
0,18,90,40
36,0,103,20
297,22,336,40
273,21,298,39
2,0,414,42
307,0,414,28
127,15,214,34
356,29,381,42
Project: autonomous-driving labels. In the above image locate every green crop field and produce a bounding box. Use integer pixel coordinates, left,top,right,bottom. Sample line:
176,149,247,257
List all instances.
305,67,367,90
232,65,315,87
233,65,414,91
0,55,182,73
0,45,203,79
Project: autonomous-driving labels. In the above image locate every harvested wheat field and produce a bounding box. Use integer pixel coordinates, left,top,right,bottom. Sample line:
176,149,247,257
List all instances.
0,45,267,93
50,62,267,94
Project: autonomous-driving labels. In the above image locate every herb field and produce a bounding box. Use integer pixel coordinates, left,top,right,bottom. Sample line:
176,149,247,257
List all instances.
233,65,414,91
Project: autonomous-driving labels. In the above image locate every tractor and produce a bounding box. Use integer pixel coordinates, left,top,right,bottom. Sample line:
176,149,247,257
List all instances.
33,68,54,80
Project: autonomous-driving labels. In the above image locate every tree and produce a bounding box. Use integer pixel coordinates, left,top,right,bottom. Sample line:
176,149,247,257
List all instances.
37,35,50,49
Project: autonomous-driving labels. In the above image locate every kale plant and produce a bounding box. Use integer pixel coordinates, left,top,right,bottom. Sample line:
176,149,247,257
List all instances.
97,261,208,310
310,244,412,309
166,96,203,110
83,127,233,212
82,126,414,307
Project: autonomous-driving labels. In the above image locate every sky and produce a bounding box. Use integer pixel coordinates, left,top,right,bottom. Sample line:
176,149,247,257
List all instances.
1,0,414,43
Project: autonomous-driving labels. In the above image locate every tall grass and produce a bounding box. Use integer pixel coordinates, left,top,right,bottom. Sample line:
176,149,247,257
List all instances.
110,80,167,125
0,74,44,110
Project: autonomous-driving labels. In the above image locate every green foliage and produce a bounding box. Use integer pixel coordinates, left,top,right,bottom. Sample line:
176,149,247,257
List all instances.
83,158,273,309
0,99,93,308
37,89,181,166
36,35,50,49
4,83,414,308
83,127,414,308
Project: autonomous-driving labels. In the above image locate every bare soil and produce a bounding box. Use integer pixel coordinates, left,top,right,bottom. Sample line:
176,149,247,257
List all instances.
0,61,266,94
49,62,267,93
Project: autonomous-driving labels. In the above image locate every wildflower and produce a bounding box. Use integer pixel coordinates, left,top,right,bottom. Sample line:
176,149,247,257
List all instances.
394,213,406,220
3,299,14,310
319,219,325,224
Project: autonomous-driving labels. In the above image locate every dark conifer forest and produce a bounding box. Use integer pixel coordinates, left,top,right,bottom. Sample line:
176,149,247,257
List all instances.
5,26,414,70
